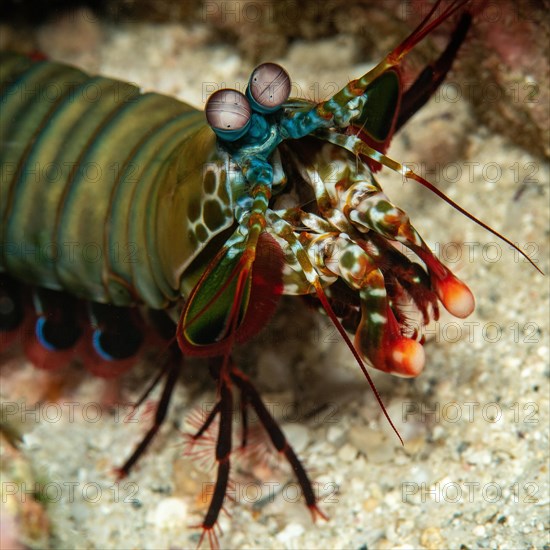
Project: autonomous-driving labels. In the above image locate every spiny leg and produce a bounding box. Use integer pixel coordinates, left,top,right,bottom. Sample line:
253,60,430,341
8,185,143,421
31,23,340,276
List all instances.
194,364,234,549
230,367,327,521
239,386,250,449
189,358,326,542
117,341,181,478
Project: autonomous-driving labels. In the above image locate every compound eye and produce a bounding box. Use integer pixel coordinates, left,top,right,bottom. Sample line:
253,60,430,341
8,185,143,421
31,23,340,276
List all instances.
247,63,290,113
205,89,251,141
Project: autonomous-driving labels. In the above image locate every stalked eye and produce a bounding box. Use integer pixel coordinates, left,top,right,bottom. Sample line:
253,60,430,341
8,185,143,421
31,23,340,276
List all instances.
205,89,251,141
247,63,290,113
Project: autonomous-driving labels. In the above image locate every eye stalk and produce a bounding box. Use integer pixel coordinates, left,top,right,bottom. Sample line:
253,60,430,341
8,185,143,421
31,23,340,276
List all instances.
246,63,290,114
205,89,251,141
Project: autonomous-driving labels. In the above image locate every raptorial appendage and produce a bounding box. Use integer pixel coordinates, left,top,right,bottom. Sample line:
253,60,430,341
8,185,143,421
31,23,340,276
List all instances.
272,140,474,377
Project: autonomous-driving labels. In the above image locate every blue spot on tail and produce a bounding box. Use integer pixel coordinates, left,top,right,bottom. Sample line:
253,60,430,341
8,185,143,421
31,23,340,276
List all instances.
92,330,115,361
35,317,57,351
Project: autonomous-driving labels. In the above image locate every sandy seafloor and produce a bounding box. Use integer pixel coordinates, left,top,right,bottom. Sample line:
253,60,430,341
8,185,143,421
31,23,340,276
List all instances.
1,8,549,550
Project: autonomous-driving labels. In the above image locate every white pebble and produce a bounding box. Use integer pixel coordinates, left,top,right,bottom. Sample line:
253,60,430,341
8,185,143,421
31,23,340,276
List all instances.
147,498,188,528
282,424,310,454
338,444,357,463
473,524,486,537
276,522,305,543
326,425,345,444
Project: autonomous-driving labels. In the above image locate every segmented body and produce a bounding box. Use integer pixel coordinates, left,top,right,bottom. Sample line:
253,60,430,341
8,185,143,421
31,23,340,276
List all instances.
0,51,233,309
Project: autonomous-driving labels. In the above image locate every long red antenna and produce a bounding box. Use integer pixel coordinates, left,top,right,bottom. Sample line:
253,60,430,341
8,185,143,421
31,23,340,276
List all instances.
313,280,404,446
392,0,471,61
404,168,544,275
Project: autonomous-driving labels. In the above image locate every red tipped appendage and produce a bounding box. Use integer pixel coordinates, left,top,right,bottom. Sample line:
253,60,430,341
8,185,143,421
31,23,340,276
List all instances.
432,271,475,319
355,306,426,379
385,335,426,378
